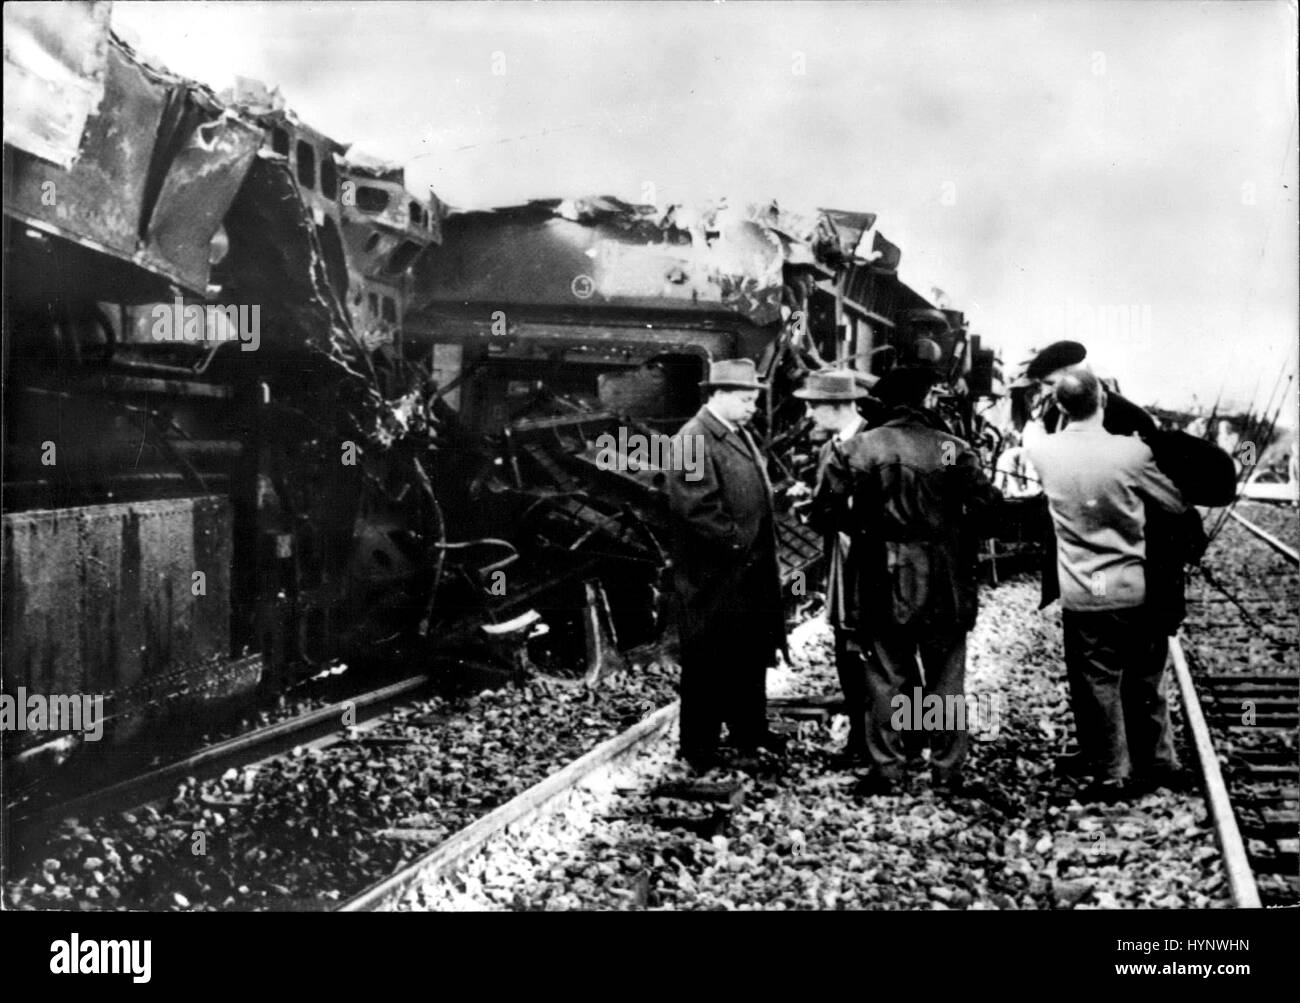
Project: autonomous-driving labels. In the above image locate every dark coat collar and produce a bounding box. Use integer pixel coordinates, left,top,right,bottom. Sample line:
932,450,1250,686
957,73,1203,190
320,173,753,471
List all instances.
695,406,757,462
881,405,934,428
696,405,734,439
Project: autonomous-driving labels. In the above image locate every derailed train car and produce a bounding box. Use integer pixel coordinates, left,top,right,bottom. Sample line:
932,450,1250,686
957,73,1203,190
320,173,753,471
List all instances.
1,3,1007,772
2,3,448,765
398,196,1006,653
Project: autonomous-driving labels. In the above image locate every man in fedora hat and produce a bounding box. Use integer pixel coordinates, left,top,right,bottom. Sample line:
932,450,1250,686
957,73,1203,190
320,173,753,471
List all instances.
665,358,788,772
819,365,1002,796
800,370,876,762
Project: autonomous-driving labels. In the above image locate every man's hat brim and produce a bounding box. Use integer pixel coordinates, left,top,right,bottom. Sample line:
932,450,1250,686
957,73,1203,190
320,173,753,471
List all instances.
700,379,767,391
792,386,872,401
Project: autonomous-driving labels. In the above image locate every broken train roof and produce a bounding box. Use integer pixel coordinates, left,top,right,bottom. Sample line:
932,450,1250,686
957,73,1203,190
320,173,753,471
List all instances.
410,196,905,327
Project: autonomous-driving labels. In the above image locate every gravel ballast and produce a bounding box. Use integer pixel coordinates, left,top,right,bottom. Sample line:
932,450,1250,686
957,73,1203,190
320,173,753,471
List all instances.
397,576,1232,911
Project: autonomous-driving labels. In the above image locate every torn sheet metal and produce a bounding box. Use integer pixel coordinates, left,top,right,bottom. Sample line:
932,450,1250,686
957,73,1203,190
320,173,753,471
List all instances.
339,161,441,279
2,1,111,168
411,197,898,327
409,198,778,325
817,208,878,260
3,30,261,296
216,152,355,357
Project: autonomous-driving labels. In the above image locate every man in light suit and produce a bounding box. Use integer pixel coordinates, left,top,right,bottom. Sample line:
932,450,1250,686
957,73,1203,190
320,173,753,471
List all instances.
1026,367,1189,802
666,359,788,772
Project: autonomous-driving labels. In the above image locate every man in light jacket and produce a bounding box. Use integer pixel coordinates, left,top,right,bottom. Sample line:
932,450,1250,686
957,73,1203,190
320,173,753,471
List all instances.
1026,367,1189,802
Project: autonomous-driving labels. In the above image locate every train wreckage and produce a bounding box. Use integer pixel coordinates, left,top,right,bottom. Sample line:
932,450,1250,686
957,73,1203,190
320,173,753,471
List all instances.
2,2,1007,770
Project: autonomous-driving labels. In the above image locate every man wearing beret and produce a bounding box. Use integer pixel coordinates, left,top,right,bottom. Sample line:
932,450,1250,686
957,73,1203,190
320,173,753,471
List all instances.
820,366,1003,795
665,359,788,772
1019,340,1155,438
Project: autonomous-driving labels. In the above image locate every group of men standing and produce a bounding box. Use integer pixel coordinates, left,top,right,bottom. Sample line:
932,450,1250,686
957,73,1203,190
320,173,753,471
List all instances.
664,343,1230,804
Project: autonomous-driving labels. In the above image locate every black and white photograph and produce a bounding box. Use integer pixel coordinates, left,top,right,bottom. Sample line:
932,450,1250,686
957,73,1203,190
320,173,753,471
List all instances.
1,0,1296,980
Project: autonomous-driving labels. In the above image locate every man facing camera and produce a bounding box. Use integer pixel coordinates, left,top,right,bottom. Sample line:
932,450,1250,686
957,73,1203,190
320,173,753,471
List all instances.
1025,367,1188,803
665,359,788,772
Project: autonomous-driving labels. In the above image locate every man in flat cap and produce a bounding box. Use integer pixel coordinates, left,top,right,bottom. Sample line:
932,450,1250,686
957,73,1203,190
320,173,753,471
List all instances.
799,370,876,762
666,358,788,772
819,366,1002,795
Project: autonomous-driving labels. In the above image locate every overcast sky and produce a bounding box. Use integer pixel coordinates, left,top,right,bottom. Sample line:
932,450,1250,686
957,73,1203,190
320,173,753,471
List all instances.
113,0,1298,424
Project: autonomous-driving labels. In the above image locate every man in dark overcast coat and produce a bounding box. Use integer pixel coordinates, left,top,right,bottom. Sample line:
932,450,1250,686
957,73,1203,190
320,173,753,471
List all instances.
666,358,788,772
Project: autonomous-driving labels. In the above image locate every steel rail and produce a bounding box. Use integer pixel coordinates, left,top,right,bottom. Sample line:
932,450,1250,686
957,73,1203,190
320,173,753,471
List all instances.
1228,509,1300,565
339,701,680,911
9,676,430,833
1167,636,1262,909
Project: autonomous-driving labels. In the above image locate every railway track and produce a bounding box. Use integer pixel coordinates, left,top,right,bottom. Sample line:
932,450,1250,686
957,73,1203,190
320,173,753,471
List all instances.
1180,502,1299,907
341,624,828,911
352,581,1238,912
3,654,681,910
3,676,430,876
11,506,1289,911
340,703,682,910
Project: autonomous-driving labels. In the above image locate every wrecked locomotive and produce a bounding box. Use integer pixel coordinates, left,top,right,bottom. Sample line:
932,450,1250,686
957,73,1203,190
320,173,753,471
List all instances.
1,4,1004,769
3,5,448,764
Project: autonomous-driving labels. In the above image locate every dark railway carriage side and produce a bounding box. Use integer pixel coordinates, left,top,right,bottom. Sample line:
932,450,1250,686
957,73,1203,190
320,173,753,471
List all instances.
2,8,449,767
3,7,266,764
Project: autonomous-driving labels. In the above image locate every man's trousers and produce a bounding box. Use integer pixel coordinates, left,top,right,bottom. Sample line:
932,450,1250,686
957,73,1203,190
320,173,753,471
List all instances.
679,612,771,763
863,623,970,781
1061,605,1178,782
834,629,869,750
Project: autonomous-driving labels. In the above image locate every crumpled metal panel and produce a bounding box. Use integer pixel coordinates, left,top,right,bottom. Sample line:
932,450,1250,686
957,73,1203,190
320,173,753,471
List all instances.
817,208,878,259
2,1,110,168
411,198,893,327
2,496,235,749
339,170,439,278
143,104,262,288
350,276,403,352
217,152,355,354
3,32,261,296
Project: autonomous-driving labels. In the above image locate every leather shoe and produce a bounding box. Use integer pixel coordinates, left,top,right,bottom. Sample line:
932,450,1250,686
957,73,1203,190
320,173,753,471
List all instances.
681,750,719,774
1130,765,1197,794
754,732,789,754
852,772,901,798
1055,753,1094,778
828,743,870,769
934,773,998,801
1077,778,1128,805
